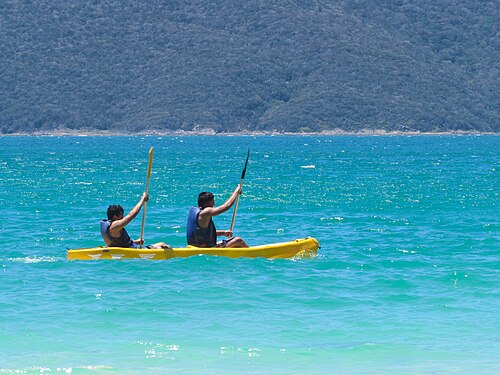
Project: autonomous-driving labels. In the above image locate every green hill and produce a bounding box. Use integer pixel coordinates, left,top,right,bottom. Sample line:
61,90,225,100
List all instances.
1,0,498,134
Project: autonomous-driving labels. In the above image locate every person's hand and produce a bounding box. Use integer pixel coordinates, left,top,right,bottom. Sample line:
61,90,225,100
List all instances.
135,238,145,245
235,184,242,195
142,192,149,202
225,230,233,238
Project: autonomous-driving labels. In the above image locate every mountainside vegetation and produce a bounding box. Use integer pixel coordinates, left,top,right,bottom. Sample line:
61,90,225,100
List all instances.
1,0,498,134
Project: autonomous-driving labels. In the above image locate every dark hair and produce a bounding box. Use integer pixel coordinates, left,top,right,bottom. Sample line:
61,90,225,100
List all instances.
107,205,124,220
198,192,214,208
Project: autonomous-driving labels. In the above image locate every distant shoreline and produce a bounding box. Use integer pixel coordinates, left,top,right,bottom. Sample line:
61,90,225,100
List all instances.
1,129,498,137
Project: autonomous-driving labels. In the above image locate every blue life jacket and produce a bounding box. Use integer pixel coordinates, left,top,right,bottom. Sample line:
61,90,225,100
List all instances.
100,219,136,248
186,207,217,247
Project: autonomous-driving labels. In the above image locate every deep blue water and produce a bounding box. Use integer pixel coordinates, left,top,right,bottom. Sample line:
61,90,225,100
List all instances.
0,135,499,374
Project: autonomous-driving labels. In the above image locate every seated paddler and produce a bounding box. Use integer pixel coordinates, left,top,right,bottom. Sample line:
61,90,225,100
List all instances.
187,185,248,248
101,192,170,249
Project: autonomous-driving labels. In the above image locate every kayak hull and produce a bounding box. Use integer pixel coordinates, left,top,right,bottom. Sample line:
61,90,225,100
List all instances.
67,237,319,261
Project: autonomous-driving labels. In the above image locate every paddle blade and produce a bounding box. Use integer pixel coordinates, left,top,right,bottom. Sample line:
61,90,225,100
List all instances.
241,149,250,180
146,147,154,179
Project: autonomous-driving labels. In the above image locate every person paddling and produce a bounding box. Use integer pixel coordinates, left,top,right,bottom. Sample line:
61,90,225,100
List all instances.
101,193,171,249
187,185,248,248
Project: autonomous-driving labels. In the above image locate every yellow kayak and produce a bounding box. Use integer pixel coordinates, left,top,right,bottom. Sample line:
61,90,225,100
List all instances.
67,237,319,261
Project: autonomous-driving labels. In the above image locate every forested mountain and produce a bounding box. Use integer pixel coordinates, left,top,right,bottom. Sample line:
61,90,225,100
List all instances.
1,0,498,134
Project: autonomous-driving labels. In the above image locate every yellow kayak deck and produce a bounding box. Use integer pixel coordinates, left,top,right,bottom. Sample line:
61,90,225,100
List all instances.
67,237,319,260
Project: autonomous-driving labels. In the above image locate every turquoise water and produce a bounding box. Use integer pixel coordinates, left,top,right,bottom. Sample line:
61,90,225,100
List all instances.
1,135,499,374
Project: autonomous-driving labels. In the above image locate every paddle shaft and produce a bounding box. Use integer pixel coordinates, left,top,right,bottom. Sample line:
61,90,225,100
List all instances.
229,150,250,232
229,179,243,232
139,147,154,249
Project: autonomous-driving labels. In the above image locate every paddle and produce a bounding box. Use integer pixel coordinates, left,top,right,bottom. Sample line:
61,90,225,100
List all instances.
230,149,250,232
139,147,154,249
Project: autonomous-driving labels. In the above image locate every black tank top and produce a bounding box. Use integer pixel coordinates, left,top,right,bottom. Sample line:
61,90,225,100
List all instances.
100,219,135,248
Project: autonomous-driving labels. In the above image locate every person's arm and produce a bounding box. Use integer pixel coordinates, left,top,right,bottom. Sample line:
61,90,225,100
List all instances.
198,185,241,226
217,230,233,238
109,193,149,235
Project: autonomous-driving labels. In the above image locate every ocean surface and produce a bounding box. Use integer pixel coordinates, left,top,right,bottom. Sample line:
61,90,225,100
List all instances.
0,135,498,374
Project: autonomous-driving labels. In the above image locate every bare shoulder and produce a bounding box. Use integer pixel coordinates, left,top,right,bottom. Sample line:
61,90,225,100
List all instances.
109,217,128,231
199,207,215,218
